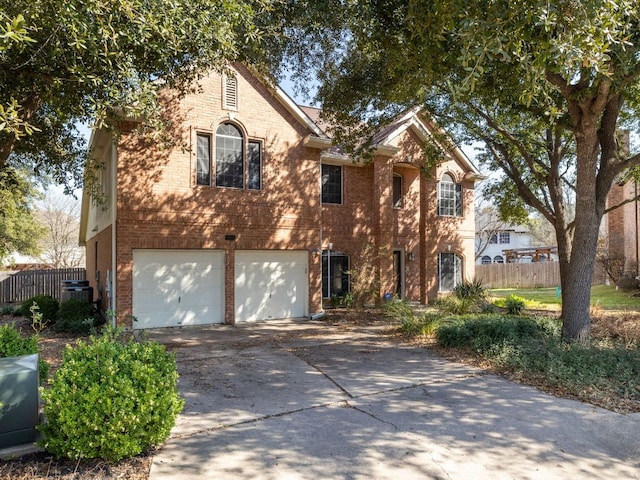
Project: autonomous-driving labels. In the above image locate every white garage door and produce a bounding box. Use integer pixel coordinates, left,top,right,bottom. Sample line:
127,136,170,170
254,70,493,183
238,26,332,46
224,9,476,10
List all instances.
235,250,308,322
133,249,224,329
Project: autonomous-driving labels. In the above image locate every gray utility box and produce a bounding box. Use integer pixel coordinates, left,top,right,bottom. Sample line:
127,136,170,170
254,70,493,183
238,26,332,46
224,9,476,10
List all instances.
0,354,40,449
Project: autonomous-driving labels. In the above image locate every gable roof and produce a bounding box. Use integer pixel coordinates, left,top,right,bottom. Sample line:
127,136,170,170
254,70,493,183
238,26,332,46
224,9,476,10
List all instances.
300,105,484,178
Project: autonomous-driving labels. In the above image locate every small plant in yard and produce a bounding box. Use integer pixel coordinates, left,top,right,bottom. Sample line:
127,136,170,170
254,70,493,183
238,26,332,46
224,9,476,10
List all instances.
436,295,480,315
453,280,487,300
39,327,184,461
19,294,59,326
0,323,49,382
504,294,526,315
29,303,47,333
383,298,415,322
401,311,450,336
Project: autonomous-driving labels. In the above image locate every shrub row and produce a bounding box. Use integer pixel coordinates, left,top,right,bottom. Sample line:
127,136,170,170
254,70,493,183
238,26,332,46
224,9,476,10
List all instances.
19,295,97,333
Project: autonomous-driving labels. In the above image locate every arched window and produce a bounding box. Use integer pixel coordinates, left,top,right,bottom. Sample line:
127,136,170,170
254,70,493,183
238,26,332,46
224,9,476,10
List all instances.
493,255,504,264
438,173,462,217
481,255,492,265
439,252,462,291
216,123,244,188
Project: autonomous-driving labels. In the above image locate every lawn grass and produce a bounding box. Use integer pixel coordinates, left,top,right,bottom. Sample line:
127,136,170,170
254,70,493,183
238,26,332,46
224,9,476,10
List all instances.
489,284,640,311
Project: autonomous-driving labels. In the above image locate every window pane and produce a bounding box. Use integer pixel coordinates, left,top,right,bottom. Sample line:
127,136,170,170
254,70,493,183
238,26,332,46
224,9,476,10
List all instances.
248,141,261,190
499,232,510,244
196,134,211,186
322,164,342,204
322,250,349,297
216,123,244,188
439,252,462,291
438,174,462,217
481,256,491,264
393,174,403,208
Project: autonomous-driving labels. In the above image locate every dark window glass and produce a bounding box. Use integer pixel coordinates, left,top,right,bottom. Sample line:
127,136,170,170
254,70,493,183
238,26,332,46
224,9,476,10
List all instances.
439,252,462,291
481,255,491,265
322,164,342,204
248,141,261,190
322,250,349,298
393,174,403,208
216,123,244,188
196,134,211,186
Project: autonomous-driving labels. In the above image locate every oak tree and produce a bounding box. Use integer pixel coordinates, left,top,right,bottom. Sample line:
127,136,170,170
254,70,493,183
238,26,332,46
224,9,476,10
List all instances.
274,0,640,341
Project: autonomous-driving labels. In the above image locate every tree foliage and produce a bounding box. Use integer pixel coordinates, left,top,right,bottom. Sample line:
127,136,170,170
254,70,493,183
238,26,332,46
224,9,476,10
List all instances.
0,167,45,264
272,0,640,341
0,0,273,190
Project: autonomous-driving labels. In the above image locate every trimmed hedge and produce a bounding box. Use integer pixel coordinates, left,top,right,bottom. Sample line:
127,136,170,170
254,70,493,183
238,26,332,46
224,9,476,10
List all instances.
39,329,184,461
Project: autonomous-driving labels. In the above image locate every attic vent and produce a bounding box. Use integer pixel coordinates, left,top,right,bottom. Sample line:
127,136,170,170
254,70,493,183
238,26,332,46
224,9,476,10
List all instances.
223,74,238,110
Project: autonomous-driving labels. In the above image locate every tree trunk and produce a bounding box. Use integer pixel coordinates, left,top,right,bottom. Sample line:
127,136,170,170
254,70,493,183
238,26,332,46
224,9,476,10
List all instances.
559,125,603,342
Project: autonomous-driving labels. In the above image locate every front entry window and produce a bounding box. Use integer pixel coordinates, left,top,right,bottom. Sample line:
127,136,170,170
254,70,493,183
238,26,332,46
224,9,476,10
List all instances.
322,250,349,298
439,252,462,291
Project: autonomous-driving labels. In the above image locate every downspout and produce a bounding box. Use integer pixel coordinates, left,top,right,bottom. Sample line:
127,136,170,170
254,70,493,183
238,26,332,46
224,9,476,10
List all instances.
111,138,118,328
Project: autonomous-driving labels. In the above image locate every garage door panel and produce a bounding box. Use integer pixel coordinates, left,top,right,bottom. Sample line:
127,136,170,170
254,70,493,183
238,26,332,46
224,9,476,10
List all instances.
235,251,307,322
133,250,224,329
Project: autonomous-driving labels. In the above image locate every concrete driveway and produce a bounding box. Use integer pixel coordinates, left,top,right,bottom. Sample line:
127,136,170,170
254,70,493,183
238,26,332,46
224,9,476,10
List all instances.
144,319,640,480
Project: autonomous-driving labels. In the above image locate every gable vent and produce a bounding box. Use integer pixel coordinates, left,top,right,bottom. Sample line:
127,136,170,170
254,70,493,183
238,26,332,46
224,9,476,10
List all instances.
223,74,238,110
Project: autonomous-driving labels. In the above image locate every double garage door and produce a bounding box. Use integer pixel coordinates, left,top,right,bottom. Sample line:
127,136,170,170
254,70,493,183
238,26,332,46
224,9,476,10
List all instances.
132,249,307,329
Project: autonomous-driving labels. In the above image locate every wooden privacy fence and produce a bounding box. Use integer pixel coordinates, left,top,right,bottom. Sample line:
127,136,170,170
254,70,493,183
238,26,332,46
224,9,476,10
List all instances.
475,262,606,289
0,268,86,304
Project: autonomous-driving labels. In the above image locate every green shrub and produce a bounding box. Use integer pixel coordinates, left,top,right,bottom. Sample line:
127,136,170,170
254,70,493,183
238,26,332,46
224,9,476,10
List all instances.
0,324,49,382
436,295,479,315
401,311,451,336
39,328,184,461
383,298,414,321
0,304,19,316
55,298,96,334
504,294,526,315
435,314,554,352
453,280,486,300
19,295,59,325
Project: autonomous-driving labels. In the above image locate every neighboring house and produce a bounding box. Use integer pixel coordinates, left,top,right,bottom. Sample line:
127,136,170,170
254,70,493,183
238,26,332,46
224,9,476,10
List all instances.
79,64,483,329
606,178,640,277
476,224,534,264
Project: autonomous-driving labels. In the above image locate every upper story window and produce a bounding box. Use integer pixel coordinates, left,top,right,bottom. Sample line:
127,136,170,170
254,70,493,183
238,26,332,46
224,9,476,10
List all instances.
322,164,342,204
499,231,510,244
393,173,403,208
216,123,244,188
196,133,211,186
438,173,462,217
248,140,262,190
489,234,498,244
223,74,238,110
196,123,262,190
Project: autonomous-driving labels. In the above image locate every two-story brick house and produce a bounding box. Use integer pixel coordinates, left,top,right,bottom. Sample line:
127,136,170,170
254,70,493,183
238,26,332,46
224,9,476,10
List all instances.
79,64,483,328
